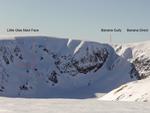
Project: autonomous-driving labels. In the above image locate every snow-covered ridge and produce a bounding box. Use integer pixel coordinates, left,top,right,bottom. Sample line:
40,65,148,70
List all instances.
0,36,139,98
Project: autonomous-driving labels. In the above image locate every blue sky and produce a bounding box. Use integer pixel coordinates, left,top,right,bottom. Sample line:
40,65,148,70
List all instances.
0,0,150,43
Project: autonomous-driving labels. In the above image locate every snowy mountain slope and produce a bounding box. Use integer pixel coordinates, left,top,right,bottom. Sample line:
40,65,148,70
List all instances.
0,36,138,98
100,41,150,102
99,77,150,102
114,41,150,79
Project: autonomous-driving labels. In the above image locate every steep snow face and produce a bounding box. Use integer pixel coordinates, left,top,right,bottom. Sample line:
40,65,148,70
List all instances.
99,77,150,102
0,36,138,97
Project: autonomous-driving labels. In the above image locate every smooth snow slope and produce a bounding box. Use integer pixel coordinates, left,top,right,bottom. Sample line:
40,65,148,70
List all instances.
0,97,150,113
100,77,150,102
0,36,138,98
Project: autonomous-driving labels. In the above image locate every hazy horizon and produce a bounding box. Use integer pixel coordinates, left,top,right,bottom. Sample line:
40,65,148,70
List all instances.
0,0,149,43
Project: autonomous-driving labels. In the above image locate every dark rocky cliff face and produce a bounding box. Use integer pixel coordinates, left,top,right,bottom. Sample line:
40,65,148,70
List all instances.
54,47,109,76
132,57,150,79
